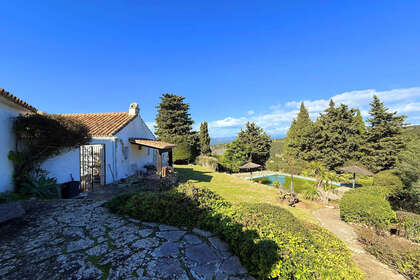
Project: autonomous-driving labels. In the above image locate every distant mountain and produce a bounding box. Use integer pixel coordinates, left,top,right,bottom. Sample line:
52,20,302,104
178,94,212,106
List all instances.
210,137,235,145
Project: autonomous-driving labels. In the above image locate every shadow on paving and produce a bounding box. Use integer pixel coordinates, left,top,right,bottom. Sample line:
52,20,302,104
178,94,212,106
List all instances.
106,187,279,279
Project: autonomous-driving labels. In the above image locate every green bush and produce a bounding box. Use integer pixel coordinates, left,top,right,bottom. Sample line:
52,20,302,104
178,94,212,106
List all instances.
373,170,404,195
106,184,363,279
195,155,219,171
356,227,420,280
396,211,420,243
251,177,271,185
340,187,396,228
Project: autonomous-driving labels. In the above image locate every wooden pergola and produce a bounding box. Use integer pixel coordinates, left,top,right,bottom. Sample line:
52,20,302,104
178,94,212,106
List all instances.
339,165,373,188
129,138,176,171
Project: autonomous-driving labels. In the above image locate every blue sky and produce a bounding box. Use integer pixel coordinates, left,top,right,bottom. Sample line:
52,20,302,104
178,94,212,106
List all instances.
1,1,419,138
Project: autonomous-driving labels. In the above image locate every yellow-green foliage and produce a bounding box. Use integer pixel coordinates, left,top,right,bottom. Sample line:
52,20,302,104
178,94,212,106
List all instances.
357,227,420,280
340,186,396,228
195,155,219,171
107,184,363,279
373,170,404,195
397,211,420,243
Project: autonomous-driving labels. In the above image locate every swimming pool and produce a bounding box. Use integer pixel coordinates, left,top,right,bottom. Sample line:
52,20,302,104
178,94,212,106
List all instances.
247,173,340,193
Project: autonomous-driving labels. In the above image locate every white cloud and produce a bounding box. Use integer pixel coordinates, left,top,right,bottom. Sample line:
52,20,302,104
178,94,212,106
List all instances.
208,87,420,138
247,110,255,115
145,121,156,133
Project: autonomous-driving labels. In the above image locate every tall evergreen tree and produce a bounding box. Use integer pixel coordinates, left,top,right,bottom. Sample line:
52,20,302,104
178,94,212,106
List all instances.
237,122,272,165
199,122,211,155
284,102,314,161
311,100,364,170
155,93,193,141
362,95,406,172
154,93,196,163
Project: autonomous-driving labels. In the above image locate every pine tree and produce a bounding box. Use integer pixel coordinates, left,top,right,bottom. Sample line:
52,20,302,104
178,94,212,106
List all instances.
363,95,406,172
237,122,272,165
221,139,250,172
155,93,193,141
154,93,196,163
199,122,211,155
311,100,364,170
284,102,314,161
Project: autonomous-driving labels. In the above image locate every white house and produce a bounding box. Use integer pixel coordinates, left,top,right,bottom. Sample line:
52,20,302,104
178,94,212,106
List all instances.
1,89,175,193
0,89,38,192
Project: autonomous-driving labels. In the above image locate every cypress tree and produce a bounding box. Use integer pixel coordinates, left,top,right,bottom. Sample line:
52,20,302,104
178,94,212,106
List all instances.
199,122,211,155
284,102,314,161
237,122,272,165
362,95,406,172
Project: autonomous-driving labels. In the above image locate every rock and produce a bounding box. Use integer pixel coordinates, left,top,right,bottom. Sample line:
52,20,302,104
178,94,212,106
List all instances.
142,222,159,228
131,238,159,250
192,228,213,238
0,202,25,223
138,229,154,238
185,243,219,264
189,261,220,280
146,258,189,279
156,230,186,242
151,242,180,258
85,243,109,256
220,256,248,275
66,238,95,253
183,234,203,245
208,237,230,252
159,224,180,231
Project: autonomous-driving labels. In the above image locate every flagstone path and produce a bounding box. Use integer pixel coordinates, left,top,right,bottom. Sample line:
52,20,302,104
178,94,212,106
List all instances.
0,199,251,280
313,207,405,280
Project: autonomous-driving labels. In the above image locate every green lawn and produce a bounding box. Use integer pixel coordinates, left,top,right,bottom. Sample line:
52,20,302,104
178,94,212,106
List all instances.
175,164,319,223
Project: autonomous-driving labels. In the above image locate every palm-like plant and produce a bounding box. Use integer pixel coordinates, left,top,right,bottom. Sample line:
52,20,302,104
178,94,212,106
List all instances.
307,162,338,203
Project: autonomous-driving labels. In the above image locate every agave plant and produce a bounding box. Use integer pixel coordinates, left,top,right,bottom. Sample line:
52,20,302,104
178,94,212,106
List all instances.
21,170,60,199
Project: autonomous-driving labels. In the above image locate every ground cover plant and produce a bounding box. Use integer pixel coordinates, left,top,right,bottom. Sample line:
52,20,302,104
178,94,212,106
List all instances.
340,186,396,228
356,226,420,280
107,183,363,279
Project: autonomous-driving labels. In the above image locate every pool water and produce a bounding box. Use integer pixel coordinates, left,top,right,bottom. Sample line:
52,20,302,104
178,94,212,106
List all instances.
249,174,316,193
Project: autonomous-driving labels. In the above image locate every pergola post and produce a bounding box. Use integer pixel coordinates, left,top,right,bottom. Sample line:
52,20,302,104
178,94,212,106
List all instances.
168,149,173,167
157,150,162,173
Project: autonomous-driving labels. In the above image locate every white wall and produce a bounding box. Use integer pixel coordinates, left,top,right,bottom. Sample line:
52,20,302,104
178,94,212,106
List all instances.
41,114,159,185
0,100,30,192
114,115,158,180
41,138,115,184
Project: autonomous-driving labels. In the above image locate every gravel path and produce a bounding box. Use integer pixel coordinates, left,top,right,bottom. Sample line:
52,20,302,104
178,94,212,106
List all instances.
0,199,251,280
313,207,406,280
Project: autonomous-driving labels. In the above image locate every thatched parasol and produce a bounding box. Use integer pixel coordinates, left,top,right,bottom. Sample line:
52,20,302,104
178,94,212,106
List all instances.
239,162,262,175
339,165,373,188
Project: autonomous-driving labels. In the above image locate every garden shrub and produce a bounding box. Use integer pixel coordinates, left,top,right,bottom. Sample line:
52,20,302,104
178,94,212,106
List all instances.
195,155,219,171
251,177,271,185
396,211,420,243
356,226,420,280
106,183,363,279
340,186,396,228
373,170,404,195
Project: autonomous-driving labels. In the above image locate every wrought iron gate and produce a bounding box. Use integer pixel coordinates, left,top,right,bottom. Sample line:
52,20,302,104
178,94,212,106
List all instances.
80,144,105,192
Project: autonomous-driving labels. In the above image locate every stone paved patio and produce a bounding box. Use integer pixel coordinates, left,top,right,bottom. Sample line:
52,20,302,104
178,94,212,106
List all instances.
0,199,251,280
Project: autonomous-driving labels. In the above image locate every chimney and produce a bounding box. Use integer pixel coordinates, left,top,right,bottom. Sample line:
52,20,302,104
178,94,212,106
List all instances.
129,102,139,116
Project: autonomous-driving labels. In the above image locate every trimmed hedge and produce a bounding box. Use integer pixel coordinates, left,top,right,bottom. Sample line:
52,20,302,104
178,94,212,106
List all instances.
397,211,420,243
106,184,363,279
373,170,404,195
340,186,396,228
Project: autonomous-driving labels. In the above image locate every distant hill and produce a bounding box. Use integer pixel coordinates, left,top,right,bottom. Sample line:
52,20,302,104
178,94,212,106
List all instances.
210,137,235,145
403,125,420,138
210,138,285,157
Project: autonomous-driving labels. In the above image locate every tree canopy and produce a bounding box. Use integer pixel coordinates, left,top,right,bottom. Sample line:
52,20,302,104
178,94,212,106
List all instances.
362,95,406,172
199,122,211,155
237,122,272,165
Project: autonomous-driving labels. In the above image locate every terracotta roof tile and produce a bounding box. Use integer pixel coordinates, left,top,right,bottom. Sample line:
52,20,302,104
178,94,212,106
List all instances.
58,112,137,137
129,138,176,150
0,88,38,112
